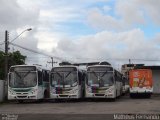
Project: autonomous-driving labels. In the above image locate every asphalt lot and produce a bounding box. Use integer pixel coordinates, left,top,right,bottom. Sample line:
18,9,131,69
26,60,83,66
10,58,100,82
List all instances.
0,95,160,120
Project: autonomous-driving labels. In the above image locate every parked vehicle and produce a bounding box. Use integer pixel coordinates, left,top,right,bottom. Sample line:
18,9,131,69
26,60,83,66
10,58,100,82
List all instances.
85,62,123,100
50,66,85,100
8,65,49,103
129,69,153,98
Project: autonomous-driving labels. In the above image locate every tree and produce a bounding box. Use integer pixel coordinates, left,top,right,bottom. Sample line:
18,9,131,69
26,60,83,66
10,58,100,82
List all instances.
0,50,26,80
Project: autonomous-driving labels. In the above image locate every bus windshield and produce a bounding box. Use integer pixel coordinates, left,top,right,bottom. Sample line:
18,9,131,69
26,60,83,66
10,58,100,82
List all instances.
51,71,78,87
9,71,37,88
87,71,114,87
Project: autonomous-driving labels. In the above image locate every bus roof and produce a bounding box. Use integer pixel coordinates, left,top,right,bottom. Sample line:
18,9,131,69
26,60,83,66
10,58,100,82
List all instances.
9,65,49,71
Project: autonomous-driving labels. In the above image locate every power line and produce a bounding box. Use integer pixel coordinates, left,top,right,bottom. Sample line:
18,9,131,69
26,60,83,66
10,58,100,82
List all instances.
9,42,69,62
47,57,58,68
74,57,160,62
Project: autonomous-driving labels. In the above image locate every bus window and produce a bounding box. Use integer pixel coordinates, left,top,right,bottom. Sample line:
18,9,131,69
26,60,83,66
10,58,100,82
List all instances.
78,72,82,85
42,70,49,82
38,71,42,85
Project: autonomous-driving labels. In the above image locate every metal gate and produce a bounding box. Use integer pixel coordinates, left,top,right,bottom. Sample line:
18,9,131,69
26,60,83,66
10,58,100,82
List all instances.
152,70,160,94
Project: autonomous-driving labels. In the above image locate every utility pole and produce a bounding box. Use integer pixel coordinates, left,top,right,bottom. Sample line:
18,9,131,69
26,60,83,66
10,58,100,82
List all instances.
5,30,9,81
47,57,57,68
129,59,131,64
51,57,53,68
3,31,9,100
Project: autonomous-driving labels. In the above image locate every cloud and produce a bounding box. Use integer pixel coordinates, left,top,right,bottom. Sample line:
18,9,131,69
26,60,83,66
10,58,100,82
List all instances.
54,28,159,66
0,0,39,30
35,31,59,52
0,0,40,47
86,0,160,31
115,0,160,26
87,8,124,31
103,5,111,12
1,0,160,68
0,0,42,66
135,0,160,25
115,0,145,25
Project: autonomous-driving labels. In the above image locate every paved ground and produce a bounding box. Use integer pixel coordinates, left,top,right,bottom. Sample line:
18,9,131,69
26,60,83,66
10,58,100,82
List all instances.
0,95,160,120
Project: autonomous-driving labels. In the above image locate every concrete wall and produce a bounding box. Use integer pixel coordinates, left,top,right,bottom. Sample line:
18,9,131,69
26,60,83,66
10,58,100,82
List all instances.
152,70,160,94
0,80,5,102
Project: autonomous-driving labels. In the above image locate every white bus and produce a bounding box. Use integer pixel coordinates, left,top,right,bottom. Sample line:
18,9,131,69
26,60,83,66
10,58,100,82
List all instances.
50,66,85,100
85,64,123,100
8,65,49,103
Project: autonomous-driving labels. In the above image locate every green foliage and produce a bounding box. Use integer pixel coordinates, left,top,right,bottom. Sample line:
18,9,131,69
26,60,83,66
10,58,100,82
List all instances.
0,50,26,79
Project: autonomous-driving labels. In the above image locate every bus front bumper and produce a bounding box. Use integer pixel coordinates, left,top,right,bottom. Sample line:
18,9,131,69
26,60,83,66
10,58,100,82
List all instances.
130,87,153,93
8,94,37,100
85,93,115,98
50,94,79,99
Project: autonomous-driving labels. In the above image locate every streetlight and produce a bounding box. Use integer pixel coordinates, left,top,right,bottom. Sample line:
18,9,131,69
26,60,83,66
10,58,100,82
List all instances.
10,28,32,43
3,28,32,101
4,28,32,80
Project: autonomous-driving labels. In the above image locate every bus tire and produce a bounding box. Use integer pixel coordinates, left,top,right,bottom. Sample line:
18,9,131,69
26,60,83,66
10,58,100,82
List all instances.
130,93,134,98
111,98,116,102
122,92,125,96
147,93,151,98
44,90,49,98
18,100,24,103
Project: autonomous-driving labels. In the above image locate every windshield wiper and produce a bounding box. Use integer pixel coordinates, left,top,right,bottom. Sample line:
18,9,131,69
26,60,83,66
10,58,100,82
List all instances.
15,71,21,79
13,71,25,88
55,72,62,78
65,72,71,78
101,71,108,77
23,71,31,78
91,71,98,78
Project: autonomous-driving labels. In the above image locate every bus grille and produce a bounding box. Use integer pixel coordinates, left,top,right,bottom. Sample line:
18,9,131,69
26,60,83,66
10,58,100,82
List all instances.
17,96,27,98
94,94,105,96
59,95,69,97
16,93,28,95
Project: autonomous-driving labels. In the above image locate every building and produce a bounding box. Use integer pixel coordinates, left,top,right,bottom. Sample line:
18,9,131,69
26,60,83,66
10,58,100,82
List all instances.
121,64,144,77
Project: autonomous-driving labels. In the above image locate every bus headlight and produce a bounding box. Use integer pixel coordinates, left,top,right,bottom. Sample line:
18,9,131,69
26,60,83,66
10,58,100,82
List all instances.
51,89,56,94
106,87,114,94
9,90,16,95
31,89,38,94
71,89,78,94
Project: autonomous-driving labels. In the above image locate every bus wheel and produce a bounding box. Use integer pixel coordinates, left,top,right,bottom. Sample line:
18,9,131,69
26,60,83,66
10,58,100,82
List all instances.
44,90,49,98
146,93,151,98
130,93,134,98
111,98,116,102
18,100,24,103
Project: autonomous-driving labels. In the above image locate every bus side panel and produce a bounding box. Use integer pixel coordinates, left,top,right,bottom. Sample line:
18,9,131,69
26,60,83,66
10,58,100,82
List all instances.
129,69,153,94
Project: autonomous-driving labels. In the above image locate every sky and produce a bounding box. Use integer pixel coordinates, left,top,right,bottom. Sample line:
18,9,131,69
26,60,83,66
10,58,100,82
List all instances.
0,0,160,69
